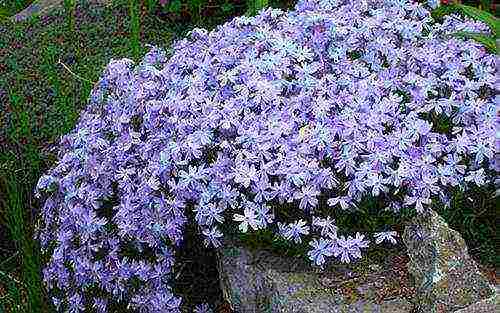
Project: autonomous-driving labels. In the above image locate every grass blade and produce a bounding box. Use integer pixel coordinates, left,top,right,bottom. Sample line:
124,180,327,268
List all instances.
1,153,43,313
458,4,499,36
129,0,141,61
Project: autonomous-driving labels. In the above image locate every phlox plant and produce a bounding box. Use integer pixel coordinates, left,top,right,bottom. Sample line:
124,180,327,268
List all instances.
34,0,497,311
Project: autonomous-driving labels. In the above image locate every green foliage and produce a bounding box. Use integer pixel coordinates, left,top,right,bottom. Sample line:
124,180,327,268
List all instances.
221,1,235,14
222,195,418,263
63,0,77,31
220,218,311,260
459,4,499,35
433,4,500,36
478,0,492,12
0,6,10,20
431,3,499,53
129,0,141,61
146,0,278,25
246,0,269,16
187,0,203,24
0,0,33,17
433,185,498,267
0,269,23,313
1,44,45,311
145,0,159,13
166,0,182,14
452,31,497,52
1,153,44,313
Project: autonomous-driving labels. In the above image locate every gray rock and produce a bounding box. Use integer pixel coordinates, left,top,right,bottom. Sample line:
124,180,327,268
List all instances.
402,209,496,313
453,285,500,313
11,0,112,22
217,209,496,313
217,239,414,313
216,246,268,313
452,285,499,313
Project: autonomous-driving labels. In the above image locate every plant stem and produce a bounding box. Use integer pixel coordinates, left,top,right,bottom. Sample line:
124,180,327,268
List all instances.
129,0,141,61
63,0,76,32
57,59,96,85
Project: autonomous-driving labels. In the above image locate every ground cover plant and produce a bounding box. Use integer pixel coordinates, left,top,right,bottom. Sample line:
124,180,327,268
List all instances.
0,0,498,312
28,0,499,311
0,0,33,17
1,0,278,311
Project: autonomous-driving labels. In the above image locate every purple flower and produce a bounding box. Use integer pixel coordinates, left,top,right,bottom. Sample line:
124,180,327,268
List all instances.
465,168,486,186
35,175,57,194
328,196,352,210
93,298,108,313
251,173,271,203
179,165,206,189
366,174,389,197
233,206,259,233
373,231,398,245
284,219,309,244
254,203,274,228
195,303,213,313
404,195,431,213
195,203,225,226
307,238,334,266
233,161,258,188
295,184,320,211
68,293,84,313
350,232,370,249
312,216,338,238
202,226,223,248
332,235,358,264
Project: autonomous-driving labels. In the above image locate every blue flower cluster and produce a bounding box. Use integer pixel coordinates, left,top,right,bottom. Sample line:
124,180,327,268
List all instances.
35,0,497,311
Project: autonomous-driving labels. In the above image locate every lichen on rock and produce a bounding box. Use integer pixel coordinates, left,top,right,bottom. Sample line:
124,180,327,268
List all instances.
402,209,496,312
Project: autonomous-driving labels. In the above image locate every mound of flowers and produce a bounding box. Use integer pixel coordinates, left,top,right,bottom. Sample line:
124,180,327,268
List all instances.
35,0,497,311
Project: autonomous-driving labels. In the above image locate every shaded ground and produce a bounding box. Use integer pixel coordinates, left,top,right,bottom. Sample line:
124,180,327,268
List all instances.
173,215,226,312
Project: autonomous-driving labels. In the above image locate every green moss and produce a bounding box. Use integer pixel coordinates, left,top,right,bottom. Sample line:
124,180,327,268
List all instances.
290,284,332,299
281,272,313,285
0,0,34,17
222,246,241,257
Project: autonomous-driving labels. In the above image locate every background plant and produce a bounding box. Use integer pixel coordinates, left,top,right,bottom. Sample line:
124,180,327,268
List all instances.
246,0,268,16
0,0,33,18
431,2,499,52
63,0,77,31
129,0,142,61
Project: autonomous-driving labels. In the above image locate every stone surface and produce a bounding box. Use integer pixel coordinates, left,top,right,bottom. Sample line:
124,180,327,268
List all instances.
11,0,112,22
216,239,415,313
11,0,64,22
217,210,497,313
452,284,499,313
216,246,267,313
402,209,496,313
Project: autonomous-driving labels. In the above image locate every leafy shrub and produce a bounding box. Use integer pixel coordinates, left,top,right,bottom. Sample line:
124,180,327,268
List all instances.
0,0,33,17
35,0,496,311
152,0,268,24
